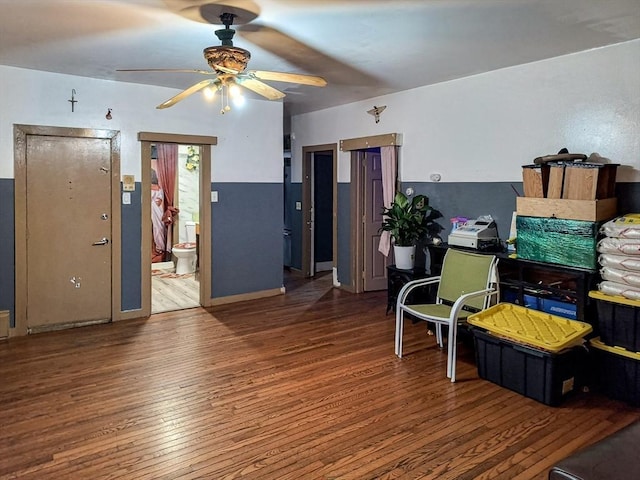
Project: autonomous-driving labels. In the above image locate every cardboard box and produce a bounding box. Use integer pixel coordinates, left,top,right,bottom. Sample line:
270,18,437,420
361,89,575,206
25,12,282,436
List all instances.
516,197,617,222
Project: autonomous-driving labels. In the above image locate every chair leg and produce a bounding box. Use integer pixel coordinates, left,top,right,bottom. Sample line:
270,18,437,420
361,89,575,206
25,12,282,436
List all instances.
395,309,403,358
447,321,458,382
435,324,443,348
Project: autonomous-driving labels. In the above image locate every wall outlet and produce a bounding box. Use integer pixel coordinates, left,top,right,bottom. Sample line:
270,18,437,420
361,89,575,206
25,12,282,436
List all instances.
211,191,219,202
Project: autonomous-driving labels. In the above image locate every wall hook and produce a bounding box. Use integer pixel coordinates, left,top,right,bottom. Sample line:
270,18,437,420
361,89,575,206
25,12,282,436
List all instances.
105,108,112,120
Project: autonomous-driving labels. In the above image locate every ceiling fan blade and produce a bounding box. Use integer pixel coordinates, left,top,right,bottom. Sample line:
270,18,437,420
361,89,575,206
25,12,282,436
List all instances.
156,79,217,109
117,68,214,75
250,70,327,87
238,23,382,88
239,78,285,100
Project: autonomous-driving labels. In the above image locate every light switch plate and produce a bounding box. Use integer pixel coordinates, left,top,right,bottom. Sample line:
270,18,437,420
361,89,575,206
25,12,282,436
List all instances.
295,201,302,210
122,192,131,205
211,191,219,202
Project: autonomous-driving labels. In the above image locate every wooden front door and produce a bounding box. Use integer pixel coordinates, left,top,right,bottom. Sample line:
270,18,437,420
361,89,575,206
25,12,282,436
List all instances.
15,126,120,334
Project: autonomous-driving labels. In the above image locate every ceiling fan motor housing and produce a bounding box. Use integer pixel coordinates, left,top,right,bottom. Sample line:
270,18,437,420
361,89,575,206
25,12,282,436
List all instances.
204,45,251,73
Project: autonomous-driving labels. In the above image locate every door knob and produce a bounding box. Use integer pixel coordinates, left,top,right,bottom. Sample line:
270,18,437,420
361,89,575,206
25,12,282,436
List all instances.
92,238,109,246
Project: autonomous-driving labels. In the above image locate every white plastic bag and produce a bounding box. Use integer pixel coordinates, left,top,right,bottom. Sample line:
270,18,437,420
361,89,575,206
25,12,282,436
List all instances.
598,280,640,301
600,214,640,239
599,253,640,272
600,266,640,288
597,237,640,255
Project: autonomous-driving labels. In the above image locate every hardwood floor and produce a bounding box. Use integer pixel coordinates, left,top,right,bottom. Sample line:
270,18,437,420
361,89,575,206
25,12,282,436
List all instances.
1,271,638,479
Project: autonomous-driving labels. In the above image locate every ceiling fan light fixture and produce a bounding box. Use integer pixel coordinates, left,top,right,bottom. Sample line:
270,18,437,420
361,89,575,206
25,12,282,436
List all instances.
204,45,250,73
228,83,242,98
203,85,217,100
123,6,325,111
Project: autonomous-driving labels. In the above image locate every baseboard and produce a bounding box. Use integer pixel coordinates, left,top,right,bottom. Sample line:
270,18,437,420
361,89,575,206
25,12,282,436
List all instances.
208,288,283,306
118,309,146,321
0,310,9,339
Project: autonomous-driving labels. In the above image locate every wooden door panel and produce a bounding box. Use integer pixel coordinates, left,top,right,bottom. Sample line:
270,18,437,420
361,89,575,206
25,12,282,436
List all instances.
26,135,112,329
363,151,389,291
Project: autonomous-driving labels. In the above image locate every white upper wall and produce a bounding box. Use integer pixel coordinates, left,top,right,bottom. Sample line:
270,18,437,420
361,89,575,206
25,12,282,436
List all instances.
0,66,283,183
291,39,640,184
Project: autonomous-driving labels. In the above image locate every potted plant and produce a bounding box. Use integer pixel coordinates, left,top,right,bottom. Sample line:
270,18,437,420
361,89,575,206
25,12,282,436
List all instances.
380,191,441,269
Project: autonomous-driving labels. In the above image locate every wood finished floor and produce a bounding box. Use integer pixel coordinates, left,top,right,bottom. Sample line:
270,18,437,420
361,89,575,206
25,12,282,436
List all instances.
1,271,639,479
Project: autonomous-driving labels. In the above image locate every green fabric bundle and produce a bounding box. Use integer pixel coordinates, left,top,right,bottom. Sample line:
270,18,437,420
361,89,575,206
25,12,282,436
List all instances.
516,216,598,270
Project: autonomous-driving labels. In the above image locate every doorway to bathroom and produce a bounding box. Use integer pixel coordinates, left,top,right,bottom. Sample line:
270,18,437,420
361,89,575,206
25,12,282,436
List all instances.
139,132,216,316
150,143,201,313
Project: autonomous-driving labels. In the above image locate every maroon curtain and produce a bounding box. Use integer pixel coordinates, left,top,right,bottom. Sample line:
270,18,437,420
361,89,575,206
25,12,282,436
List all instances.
156,143,179,257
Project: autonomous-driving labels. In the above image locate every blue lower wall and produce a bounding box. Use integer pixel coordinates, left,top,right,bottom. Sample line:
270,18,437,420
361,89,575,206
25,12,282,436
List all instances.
121,183,142,311
405,181,640,245
0,179,15,326
2,177,638,327
290,183,302,270
293,181,640,290
403,182,523,243
211,182,283,298
337,183,351,286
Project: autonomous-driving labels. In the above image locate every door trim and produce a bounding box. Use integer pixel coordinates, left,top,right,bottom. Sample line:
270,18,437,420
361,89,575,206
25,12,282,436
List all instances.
341,133,402,294
301,144,338,278
350,151,366,293
138,132,217,315
13,125,122,336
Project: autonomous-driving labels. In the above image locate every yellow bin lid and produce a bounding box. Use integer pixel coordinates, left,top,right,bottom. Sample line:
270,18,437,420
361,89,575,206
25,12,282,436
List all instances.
590,337,640,358
468,303,592,352
588,290,640,308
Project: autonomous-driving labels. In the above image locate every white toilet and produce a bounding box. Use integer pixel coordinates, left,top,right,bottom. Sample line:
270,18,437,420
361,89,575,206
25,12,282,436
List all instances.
173,221,197,275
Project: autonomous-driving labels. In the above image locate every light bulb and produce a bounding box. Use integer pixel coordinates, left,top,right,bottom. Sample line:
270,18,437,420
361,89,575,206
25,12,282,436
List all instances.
203,87,216,101
228,84,242,98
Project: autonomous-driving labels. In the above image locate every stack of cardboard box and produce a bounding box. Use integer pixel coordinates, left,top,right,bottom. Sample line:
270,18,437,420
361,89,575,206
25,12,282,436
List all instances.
516,159,618,270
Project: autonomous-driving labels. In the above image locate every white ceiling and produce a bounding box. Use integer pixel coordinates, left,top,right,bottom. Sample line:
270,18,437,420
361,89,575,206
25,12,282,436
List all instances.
1,0,639,117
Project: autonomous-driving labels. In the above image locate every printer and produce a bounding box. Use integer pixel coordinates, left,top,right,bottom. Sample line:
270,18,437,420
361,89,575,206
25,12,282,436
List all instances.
448,217,500,250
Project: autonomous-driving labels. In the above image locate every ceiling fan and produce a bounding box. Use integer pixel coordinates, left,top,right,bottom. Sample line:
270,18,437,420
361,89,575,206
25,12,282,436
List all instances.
117,11,327,112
